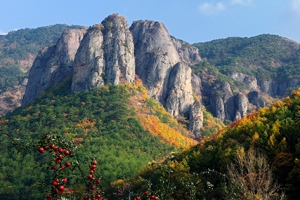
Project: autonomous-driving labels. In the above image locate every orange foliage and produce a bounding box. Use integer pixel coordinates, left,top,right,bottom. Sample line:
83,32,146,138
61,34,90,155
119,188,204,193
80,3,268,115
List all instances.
128,77,197,149
74,137,83,144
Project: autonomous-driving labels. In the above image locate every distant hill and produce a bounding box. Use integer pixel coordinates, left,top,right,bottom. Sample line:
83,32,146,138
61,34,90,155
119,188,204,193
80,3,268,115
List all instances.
0,24,82,92
194,34,300,80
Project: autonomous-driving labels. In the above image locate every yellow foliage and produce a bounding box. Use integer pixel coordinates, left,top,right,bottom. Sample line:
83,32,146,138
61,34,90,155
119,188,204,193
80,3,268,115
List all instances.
127,77,197,149
110,179,126,188
251,132,260,144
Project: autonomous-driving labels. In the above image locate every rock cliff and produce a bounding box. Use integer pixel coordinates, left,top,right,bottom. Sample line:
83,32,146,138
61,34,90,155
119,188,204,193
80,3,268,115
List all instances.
130,20,203,136
72,14,135,92
22,28,86,106
21,15,203,137
0,78,27,116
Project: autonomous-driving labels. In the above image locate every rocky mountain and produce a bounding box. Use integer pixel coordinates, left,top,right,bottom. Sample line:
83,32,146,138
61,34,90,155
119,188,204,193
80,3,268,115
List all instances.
2,14,300,138
192,35,300,122
22,14,204,137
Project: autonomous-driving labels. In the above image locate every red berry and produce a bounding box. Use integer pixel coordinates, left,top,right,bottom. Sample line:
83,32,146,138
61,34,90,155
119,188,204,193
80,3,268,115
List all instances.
136,197,141,200
49,144,54,149
46,194,51,200
64,150,70,155
83,195,89,200
58,154,63,160
61,165,65,170
58,185,64,191
52,181,58,186
117,189,122,194
96,179,101,184
63,178,67,183
53,146,58,151
90,170,94,174
144,191,149,195
56,159,61,164
58,148,64,153
44,146,49,150
91,160,97,165
88,174,94,180
38,147,44,153
90,185,96,190
51,166,57,170
65,162,71,167
150,195,155,199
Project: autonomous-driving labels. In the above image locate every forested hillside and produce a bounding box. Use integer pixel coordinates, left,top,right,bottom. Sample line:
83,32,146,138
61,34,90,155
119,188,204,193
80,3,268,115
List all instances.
0,78,198,199
122,87,300,199
194,34,300,80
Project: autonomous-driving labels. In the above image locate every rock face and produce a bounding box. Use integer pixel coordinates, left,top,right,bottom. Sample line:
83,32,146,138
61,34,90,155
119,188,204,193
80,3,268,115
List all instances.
22,28,87,106
248,91,265,108
130,20,203,136
130,20,181,100
0,78,27,116
258,79,299,97
165,62,194,118
205,81,250,122
171,38,202,66
72,14,135,92
228,72,257,90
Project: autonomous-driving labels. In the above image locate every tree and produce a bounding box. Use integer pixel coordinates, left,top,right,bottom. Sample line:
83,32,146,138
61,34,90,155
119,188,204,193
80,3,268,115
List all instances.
226,148,285,200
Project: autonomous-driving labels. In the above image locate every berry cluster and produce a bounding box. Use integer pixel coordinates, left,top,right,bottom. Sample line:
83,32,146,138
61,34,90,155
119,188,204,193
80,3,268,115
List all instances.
132,191,159,200
83,158,102,200
38,141,73,200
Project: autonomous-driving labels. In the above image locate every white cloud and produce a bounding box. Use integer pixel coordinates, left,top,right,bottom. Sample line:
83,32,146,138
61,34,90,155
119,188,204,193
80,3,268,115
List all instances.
199,2,226,15
0,30,7,35
231,0,253,5
290,0,300,12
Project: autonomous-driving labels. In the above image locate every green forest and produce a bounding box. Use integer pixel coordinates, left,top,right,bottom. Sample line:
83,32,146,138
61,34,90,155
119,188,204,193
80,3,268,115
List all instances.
194,34,300,81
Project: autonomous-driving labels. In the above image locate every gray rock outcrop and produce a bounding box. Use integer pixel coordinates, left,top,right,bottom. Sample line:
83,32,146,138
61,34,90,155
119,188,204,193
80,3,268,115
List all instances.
228,72,257,90
171,38,202,66
248,91,265,108
234,92,249,120
165,62,194,118
72,14,135,92
130,20,203,136
22,28,86,106
0,78,27,116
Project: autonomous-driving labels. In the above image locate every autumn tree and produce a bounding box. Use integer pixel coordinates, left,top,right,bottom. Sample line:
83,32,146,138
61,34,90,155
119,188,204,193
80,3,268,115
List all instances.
226,148,285,200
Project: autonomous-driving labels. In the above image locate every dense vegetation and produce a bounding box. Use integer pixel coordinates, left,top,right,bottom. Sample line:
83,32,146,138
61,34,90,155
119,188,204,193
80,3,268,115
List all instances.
194,34,300,81
0,24,82,92
0,78,199,199
123,87,300,199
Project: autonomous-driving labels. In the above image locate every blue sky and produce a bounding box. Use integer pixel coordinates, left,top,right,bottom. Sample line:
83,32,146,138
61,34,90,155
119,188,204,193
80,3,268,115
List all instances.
0,0,299,44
